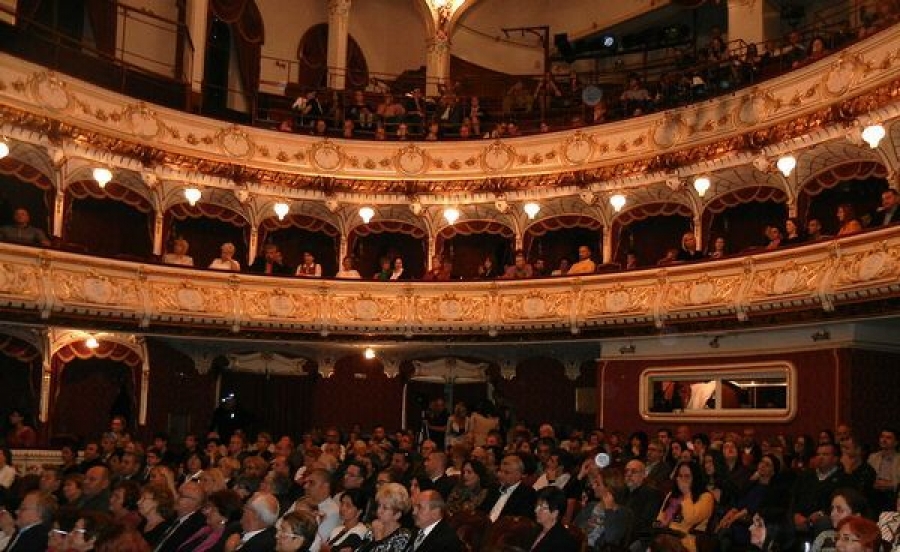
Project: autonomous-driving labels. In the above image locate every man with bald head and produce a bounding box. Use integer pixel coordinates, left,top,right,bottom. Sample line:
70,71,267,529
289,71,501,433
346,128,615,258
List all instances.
623,459,663,552
230,491,278,551
412,490,463,551
483,454,537,522
421,451,454,500
79,465,111,512
302,467,339,543
154,480,207,552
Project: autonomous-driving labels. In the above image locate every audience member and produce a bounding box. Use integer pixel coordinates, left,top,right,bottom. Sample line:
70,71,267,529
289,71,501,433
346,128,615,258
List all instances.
250,243,291,275
837,204,864,236
295,251,322,278
335,256,361,279
209,243,241,272
567,245,597,275
0,207,51,246
162,238,194,267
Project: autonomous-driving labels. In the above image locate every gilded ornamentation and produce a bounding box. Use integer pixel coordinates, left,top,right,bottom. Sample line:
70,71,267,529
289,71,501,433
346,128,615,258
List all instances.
823,53,866,97
394,143,430,175
499,291,568,321
581,284,655,316
216,125,255,158
29,72,70,111
152,282,229,315
123,103,162,139
651,114,687,148
561,131,594,165
0,262,40,298
330,294,402,322
481,141,515,173
666,275,742,308
414,294,488,323
832,241,900,286
241,289,317,321
52,271,140,307
310,140,344,171
752,261,823,297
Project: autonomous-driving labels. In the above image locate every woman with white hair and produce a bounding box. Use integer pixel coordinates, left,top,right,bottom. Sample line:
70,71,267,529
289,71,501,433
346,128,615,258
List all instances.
359,483,412,552
209,242,240,271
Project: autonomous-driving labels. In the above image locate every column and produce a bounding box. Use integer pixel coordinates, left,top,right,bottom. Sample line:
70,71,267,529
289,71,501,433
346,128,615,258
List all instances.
427,235,436,269
425,33,451,97
248,226,259,265
693,215,703,252
338,233,347,266
327,0,352,90
727,0,766,47
602,230,612,264
152,213,164,256
185,0,210,109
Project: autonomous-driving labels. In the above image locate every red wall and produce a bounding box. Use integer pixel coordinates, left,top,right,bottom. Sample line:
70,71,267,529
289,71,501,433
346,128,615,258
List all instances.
597,348,900,442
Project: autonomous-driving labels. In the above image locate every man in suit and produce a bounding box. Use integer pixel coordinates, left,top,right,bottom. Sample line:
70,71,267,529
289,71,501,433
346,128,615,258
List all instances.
791,443,853,541
1,490,54,552
154,480,207,552
483,454,537,522
421,452,455,500
229,492,278,551
248,243,291,275
873,189,900,226
79,465,111,513
623,459,663,552
411,490,463,552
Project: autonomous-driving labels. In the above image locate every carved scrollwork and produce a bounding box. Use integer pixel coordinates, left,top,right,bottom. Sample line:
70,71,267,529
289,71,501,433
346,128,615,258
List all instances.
309,140,344,172
832,241,900,286
481,141,515,173
580,284,655,316
52,271,140,307
29,71,70,111
666,275,743,308
414,294,488,323
152,282,229,315
0,263,40,298
499,291,568,321
394,143,430,176
216,125,255,158
330,293,402,323
561,131,594,164
751,261,824,297
123,103,162,139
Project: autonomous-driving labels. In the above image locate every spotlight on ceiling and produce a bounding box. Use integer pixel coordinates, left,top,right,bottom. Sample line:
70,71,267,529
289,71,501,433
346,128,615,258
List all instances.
85,336,99,349
273,202,290,221
693,176,711,197
93,167,113,188
359,206,375,224
861,124,886,148
443,207,460,225
609,194,626,213
523,202,541,220
184,187,202,206
776,155,797,177
363,347,376,360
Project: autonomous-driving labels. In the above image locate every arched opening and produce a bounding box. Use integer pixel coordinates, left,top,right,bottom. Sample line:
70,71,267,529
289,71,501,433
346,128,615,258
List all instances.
204,0,265,119
800,162,889,235
63,181,154,259
612,204,693,268
348,222,427,279
259,215,340,277
164,203,249,269
524,216,604,273
0,334,41,445
704,187,789,254
0,159,54,236
436,221,514,279
296,23,370,90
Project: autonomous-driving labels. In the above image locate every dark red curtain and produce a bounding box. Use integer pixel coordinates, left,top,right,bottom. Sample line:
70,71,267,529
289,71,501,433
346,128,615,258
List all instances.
219,369,315,440
64,181,154,259
0,335,40,438
348,222,427,279
526,226,603,271
612,203,693,267
50,357,136,441
260,215,340,276
209,0,264,102
312,357,406,433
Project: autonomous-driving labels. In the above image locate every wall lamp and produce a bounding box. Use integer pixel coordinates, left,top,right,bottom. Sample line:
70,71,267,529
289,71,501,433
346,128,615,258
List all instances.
619,344,636,355
811,330,831,342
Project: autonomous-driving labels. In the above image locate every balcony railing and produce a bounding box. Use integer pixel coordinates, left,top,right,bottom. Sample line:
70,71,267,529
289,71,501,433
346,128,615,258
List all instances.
0,227,897,337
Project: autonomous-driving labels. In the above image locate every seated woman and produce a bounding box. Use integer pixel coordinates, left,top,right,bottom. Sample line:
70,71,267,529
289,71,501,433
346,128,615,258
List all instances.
447,459,491,515
707,236,728,259
335,256,361,279
388,256,411,280
373,257,392,280
478,256,500,279
110,480,143,530
139,483,175,546
530,486,579,552
811,487,869,552
162,238,194,267
677,232,706,262
836,204,863,236
276,511,320,552
327,488,369,551
179,488,242,552
295,251,322,277
782,218,805,246
359,482,412,552
208,242,241,272
575,466,632,550
69,511,114,552
833,516,881,552
654,461,715,552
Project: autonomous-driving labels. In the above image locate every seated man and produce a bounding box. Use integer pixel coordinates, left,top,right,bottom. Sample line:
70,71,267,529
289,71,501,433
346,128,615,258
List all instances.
249,243,291,275
567,245,597,275
482,454,537,522
0,207,51,246
502,251,533,279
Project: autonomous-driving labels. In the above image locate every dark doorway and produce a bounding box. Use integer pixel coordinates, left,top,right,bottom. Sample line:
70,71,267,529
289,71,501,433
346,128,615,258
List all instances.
203,17,232,115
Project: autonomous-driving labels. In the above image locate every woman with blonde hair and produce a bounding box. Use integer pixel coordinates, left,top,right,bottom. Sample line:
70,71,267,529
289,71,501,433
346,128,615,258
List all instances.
360,482,412,552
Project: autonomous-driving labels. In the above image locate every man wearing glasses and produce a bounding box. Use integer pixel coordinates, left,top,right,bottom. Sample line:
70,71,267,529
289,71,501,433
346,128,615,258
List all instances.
154,481,207,552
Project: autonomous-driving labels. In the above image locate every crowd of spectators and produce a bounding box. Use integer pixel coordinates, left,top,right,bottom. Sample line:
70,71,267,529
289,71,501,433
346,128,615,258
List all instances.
2,189,898,282
265,5,900,142
1,397,899,552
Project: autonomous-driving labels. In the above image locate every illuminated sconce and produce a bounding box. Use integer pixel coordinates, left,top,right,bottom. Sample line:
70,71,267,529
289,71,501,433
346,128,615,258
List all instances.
693,176,711,197
273,202,290,221
861,124,886,148
443,207,460,225
85,336,99,349
0,139,9,159
363,347,376,360
523,202,541,220
184,187,202,206
776,155,797,177
609,194,626,212
359,206,375,224
93,167,113,188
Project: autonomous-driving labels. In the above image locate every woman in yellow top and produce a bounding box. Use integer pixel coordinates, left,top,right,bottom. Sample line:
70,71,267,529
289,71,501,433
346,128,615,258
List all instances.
655,461,716,552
